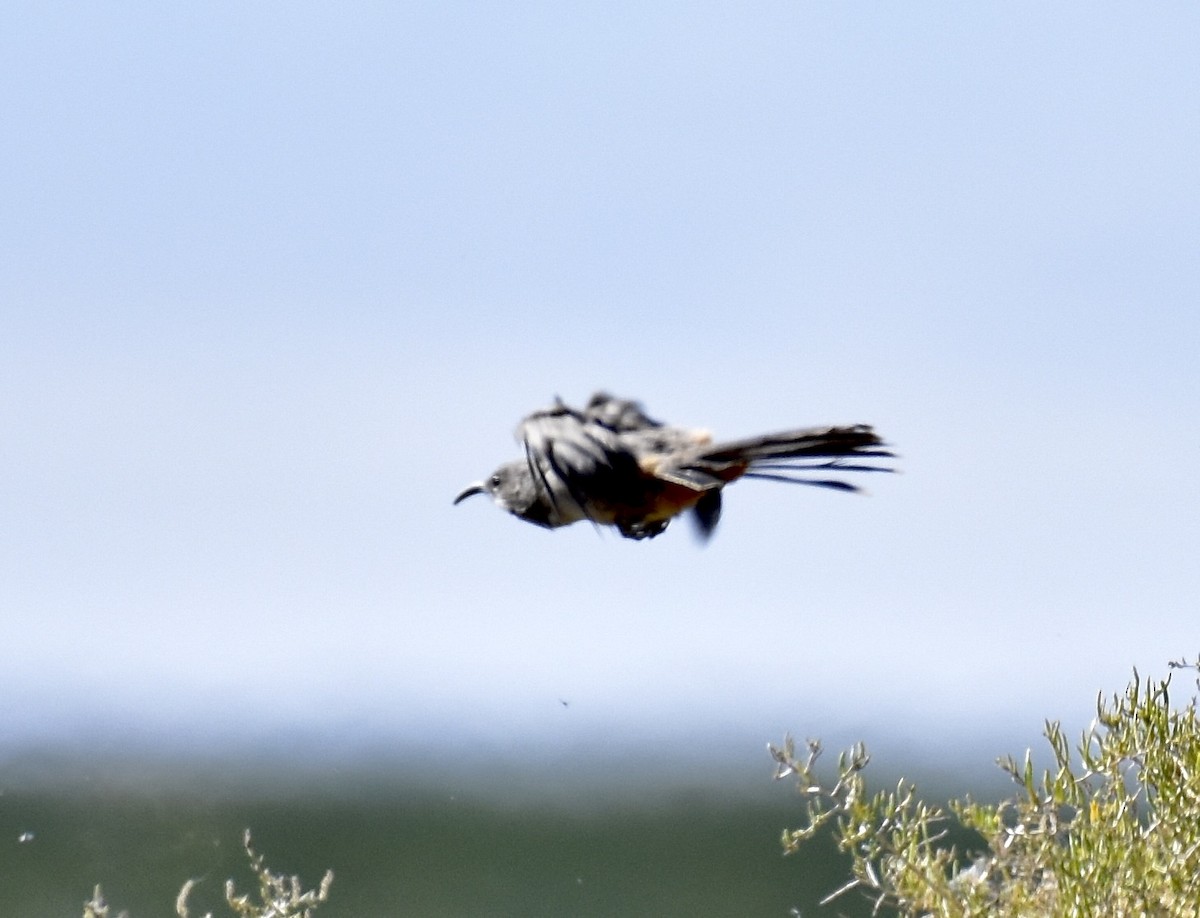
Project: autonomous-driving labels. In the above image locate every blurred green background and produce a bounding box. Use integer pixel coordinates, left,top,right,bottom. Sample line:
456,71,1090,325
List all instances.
1,777,836,917
0,749,996,917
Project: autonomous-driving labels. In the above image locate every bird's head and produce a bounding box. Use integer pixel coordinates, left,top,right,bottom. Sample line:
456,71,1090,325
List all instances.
453,460,557,528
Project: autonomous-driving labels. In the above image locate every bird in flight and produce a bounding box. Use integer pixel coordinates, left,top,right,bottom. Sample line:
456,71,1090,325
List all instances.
454,392,894,540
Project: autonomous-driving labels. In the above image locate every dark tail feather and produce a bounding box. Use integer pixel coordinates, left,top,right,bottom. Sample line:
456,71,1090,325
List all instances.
700,425,889,463
696,425,894,490
741,473,861,490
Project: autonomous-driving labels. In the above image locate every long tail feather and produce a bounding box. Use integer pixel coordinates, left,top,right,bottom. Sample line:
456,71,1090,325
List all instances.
741,473,864,491
748,460,895,475
699,425,890,463
689,425,894,489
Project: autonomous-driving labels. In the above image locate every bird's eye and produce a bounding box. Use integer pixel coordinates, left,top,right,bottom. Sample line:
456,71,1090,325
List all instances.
490,474,502,488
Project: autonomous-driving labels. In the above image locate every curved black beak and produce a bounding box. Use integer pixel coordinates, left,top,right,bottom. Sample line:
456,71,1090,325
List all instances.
453,482,487,505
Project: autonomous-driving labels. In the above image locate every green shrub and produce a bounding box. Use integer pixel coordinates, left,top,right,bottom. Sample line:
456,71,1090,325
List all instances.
774,666,1200,916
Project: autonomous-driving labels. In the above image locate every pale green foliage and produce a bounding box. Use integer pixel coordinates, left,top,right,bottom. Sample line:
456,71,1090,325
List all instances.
773,667,1200,917
177,830,333,918
85,830,332,918
83,886,128,918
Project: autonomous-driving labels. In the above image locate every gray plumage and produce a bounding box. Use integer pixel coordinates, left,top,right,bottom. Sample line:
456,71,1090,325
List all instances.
455,392,893,540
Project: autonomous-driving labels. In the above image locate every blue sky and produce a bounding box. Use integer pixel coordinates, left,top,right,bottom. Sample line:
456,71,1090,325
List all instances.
3,4,1198,780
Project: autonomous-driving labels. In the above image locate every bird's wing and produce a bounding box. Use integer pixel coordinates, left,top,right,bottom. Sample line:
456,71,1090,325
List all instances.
515,401,643,524
583,391,663,432
623,426,723,491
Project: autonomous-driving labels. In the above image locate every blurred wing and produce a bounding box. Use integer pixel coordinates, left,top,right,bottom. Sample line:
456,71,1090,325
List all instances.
583,391,663,432
516,403,638,523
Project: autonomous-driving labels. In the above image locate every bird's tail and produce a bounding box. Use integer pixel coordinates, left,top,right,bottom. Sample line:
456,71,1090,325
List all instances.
687,425,894,492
